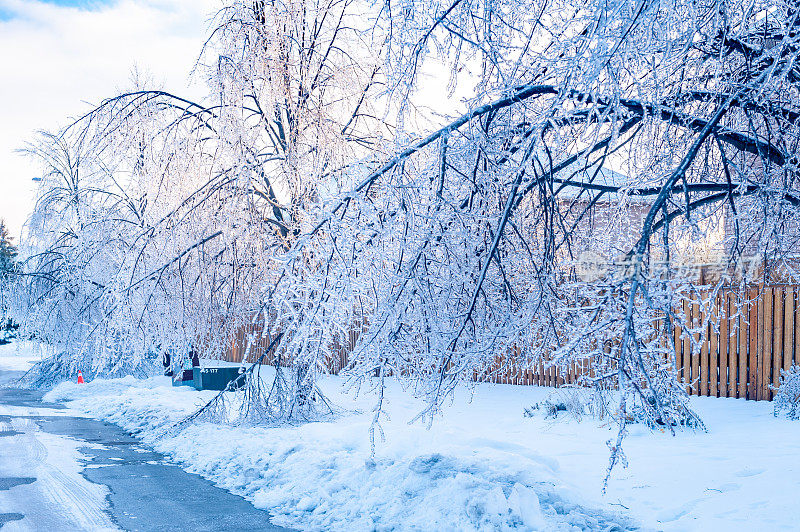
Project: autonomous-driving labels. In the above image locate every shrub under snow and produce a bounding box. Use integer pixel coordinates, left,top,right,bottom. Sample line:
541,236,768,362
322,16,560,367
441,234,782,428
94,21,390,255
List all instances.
774,366,800,420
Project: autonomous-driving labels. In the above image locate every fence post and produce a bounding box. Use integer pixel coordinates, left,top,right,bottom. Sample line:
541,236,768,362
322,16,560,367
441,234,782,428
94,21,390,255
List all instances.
700,296,709,396
761,288,773,400
719,291,729,397
783,288,794,375
773,287,784,400
795,286,800,368
691,300,701,395
710,293,719,397
751,287,761,400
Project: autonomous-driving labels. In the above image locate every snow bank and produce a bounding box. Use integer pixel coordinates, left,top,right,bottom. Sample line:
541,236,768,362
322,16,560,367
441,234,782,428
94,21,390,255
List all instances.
45,372,800,531
45,376,630,531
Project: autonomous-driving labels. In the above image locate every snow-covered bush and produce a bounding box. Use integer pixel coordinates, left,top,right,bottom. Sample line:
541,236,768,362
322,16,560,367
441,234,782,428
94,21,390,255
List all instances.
773,366,800,420
525,387,594,422
525,384,704,430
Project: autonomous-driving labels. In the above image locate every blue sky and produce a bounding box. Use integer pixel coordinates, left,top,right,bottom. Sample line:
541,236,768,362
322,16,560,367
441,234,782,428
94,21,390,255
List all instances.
1,1,111,20
0,0,215,237
34,0,111,6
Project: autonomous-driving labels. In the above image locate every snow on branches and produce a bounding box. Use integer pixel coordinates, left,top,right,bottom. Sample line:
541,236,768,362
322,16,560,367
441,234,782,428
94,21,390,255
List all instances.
10,0,800,480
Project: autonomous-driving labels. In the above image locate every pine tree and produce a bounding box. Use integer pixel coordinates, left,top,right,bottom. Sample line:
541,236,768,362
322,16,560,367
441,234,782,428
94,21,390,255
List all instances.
0,220,16,273
0,220,17,340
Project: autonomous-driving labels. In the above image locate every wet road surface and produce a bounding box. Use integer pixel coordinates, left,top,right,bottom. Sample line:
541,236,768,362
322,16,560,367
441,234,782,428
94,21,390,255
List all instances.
0,370,294,531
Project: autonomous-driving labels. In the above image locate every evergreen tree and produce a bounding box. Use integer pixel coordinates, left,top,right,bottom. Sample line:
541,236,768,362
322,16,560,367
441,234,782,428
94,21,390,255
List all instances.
0,220,16,273
0,220,17,340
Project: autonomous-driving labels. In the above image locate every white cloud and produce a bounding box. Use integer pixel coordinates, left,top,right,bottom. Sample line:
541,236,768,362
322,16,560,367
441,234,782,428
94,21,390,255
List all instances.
0,0,219,238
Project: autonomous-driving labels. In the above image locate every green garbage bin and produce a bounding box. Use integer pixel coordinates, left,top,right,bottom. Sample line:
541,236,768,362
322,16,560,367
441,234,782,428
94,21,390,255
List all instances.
192,366,245,391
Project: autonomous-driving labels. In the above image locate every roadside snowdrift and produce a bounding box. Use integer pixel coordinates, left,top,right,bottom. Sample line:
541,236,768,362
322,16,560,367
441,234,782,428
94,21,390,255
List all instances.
45,370,800,531
45,375,630,531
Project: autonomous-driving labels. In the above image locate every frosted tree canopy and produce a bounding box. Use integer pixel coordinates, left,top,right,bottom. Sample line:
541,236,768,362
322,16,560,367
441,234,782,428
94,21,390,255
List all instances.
9,0,800,478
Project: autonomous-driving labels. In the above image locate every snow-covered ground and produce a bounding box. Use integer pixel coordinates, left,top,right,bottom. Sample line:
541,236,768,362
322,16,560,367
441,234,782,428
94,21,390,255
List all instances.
4,343,798,531
0,416,117,531
0,342,117,531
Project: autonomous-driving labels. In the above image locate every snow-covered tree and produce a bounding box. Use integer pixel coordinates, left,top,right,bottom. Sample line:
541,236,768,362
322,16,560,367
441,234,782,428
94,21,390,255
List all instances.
0,220,16,274
259,0,800,470
11,0,800,480
11,0,387,391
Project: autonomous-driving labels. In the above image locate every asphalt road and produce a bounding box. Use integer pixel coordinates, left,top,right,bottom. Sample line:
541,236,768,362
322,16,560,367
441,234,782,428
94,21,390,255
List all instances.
0,370,294,531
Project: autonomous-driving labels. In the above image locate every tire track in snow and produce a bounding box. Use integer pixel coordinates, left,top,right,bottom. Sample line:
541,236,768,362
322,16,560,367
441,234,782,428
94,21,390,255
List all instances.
0,412,118,531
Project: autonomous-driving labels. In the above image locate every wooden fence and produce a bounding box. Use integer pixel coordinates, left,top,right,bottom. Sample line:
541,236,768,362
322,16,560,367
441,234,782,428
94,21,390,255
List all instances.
674,285,800,400
225,285,800,401
226,321,352,373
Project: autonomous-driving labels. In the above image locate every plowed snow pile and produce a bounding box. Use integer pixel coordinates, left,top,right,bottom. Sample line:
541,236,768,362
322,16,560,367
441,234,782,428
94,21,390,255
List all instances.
44,368,800,531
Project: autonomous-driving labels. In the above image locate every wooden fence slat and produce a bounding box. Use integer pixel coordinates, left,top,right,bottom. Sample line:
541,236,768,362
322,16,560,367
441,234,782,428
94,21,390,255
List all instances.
735,294,743,398
546,357,551,386
730,294,737,398
701,302,710,397
740,294,746,398
720,291,729,397
734,294,750,399
538,358,543,387
784,288,794,374
539,359,545,386
674,312,684,392
685,300,693,394
751,288,761,400
772,287,782,397
773,288,784,400
692,301,701,395
684,300,692,394
552,359,557,387
537,358,543,387
761,288,773,401
543,358,548,386
544,359,550,387
796,287,800,367
774,288,783,398
742,292,751,398
710,294,719,397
